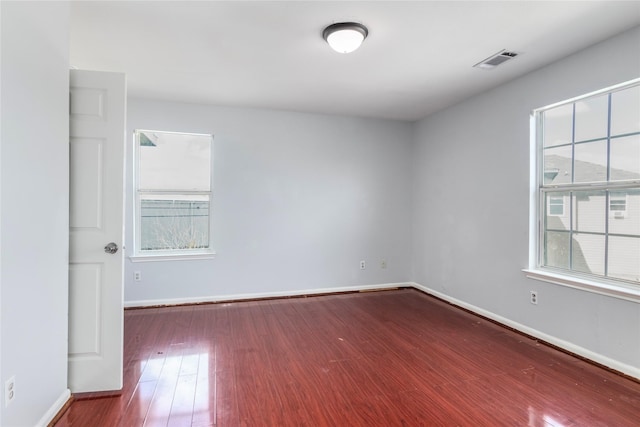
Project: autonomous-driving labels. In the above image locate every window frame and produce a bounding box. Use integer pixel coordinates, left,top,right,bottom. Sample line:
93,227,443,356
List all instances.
131,129,215,261
526,78,640,303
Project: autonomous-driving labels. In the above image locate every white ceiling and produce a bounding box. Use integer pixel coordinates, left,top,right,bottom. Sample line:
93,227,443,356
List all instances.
70,1,640,121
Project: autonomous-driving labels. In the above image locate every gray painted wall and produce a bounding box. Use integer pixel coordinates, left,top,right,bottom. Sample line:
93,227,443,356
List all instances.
0,2,70,426
124,100,414,304
412,26,640,373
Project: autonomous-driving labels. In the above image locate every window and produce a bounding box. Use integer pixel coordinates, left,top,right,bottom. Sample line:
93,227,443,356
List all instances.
532,80,640,289
547,195,565,216
134,130,214,258
609,193,627,218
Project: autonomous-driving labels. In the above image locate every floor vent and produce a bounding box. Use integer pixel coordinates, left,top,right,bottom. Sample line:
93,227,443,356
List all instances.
473,49,518,70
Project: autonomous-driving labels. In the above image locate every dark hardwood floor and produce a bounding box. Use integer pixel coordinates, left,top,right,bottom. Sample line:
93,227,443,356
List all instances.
54,289,640,426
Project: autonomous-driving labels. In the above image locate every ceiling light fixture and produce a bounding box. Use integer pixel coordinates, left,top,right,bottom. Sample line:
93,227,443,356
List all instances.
323,22,368,54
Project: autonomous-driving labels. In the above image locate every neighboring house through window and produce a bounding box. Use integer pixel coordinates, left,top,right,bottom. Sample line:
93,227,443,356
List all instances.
134,130,214,258
530,79,640,292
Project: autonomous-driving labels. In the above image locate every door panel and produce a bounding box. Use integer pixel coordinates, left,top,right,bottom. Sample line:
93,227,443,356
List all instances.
68,264,102,355
70,138,104,228
68,70,126,393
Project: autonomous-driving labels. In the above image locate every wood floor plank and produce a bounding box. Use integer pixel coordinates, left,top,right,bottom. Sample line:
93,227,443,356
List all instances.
54,289,640,426
116,379,157,427
190,352,216,427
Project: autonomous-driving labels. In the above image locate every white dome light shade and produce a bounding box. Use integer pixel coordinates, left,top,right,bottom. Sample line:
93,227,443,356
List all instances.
323,22,368,54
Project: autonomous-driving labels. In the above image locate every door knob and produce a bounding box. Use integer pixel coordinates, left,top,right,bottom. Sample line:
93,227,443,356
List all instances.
104,242,118,254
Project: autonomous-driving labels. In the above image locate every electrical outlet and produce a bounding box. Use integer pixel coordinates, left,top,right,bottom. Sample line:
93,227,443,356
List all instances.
5,376,15,407
134,271,142,282
380,260,387,269
530,291,538,305
360,260,366,270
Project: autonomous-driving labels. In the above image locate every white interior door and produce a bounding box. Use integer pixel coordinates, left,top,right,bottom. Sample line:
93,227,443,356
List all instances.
68,70,126,393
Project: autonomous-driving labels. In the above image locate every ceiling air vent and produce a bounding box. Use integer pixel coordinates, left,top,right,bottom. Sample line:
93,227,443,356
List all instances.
473,49,518,70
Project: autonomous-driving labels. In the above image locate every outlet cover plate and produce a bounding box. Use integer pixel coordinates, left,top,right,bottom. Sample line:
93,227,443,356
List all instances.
5,376,15,407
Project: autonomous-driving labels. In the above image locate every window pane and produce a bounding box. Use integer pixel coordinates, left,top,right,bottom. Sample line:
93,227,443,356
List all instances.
609,189,640,237
543,145,572,185
574,140,607,183
611,85,640,136
543,104,573,148
572,233,605,276
610,134,640,181
140,195,210,251
138,131,212,191
574,94,608,142
572,190,605,233
544,231,570,269
608,236,640,283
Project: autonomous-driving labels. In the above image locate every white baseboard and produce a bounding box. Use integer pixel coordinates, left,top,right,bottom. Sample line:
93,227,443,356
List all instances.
410,282,640,380
35,388,71,427
124,282,412,308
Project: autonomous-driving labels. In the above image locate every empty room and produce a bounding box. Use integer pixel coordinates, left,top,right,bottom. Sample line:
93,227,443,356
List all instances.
1,1,639,426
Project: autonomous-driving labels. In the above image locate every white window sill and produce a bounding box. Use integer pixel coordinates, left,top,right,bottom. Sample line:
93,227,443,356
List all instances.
523,268,640,303
129,252,216,263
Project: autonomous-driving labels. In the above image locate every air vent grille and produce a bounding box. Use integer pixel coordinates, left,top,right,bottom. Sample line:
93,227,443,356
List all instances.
474,49,518,70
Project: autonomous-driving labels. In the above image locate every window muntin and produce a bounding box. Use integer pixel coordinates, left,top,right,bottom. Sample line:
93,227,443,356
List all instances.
135,130,213,255
536,81,640,285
